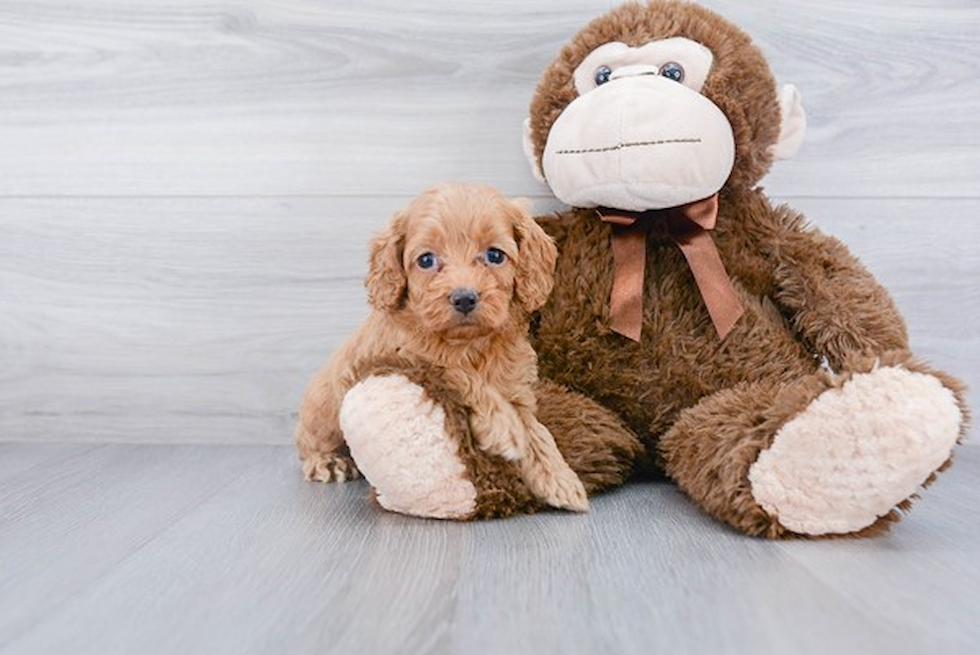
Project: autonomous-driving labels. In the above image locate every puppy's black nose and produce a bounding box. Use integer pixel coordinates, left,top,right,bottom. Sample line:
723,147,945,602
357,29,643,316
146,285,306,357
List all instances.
450,288,479,315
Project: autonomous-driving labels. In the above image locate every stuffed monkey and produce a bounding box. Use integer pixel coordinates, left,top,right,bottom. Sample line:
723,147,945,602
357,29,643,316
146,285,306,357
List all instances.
297,1,967,536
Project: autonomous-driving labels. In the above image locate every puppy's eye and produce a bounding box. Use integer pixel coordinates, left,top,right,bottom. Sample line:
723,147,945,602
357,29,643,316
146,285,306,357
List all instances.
484,248,507,266
416,252,438,270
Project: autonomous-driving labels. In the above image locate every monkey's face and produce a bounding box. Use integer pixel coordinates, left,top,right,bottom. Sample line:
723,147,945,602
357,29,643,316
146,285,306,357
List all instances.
524,2,805,212
542,37,735,211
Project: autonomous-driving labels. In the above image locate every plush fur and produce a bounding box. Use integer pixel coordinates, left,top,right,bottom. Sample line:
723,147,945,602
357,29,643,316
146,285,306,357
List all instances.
295,183,589,516
341,373,479,519
296,1,967,534
748,364,962,535
527,1,781,196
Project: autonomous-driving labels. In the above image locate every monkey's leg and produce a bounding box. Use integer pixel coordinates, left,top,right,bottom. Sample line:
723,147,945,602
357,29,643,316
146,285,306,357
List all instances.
535,379,645,495
658,353,965,538
340,360,541,520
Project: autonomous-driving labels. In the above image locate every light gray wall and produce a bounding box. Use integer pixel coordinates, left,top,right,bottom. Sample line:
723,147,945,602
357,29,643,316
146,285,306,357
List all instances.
1,0,977,444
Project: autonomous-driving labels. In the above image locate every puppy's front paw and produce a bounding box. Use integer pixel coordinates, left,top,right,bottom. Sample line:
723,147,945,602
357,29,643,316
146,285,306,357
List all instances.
490,432,526,462
472,414,528,461
548,469,590,513
525,462,589,513
302,453,360,483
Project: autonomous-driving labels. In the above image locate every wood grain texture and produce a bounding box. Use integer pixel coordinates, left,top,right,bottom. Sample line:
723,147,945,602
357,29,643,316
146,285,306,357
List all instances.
0,444,279,646
1,196,976,445
0,442,97,480
777,472,980,655
0,442,977,655
0,0,976,198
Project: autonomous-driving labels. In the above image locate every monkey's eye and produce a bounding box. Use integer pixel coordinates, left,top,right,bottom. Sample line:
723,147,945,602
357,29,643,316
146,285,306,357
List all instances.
484,248,507,266
659,62,685,83
594,65,613,86
416,252,438,270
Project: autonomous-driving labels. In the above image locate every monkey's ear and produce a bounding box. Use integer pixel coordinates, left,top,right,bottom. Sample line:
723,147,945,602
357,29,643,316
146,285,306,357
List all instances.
511,199,558,312
522,118,547,184
770,84,807,160
365,213,407,311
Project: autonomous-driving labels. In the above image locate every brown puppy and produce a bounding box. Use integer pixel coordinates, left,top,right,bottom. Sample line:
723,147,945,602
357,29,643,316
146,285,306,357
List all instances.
295,182,588,513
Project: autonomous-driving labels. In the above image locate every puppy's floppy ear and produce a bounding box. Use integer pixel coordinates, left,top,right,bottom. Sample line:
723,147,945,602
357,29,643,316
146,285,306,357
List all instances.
510,198,558,312
365,211,407,311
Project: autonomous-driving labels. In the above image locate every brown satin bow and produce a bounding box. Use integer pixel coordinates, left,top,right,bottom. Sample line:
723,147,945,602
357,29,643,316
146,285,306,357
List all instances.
598,194,744,342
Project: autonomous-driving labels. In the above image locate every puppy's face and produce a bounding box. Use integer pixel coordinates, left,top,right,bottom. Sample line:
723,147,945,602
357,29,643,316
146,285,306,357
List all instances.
366,183,557,340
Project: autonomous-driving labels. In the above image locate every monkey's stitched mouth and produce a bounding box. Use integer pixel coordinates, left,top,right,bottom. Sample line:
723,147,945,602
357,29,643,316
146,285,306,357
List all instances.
555,138,701,155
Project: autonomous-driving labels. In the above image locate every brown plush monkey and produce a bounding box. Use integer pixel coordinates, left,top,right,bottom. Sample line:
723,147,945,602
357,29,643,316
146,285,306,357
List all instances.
297,1,967,537
521,0,967,537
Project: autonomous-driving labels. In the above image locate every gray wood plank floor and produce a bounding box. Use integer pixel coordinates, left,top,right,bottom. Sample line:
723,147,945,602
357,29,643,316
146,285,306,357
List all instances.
0,442,977,655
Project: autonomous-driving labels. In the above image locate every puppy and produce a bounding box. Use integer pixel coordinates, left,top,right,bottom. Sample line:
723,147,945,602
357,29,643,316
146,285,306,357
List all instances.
295,182,588,512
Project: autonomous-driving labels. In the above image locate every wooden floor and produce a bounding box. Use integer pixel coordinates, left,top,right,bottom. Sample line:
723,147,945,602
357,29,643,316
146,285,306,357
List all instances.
0,442,977,655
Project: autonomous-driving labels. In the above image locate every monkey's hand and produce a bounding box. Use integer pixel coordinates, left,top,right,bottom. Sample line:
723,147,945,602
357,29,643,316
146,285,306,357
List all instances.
769,212,909,370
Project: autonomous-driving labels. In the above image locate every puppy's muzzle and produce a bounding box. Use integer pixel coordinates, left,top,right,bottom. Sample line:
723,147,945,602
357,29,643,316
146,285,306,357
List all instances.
449,288,479,315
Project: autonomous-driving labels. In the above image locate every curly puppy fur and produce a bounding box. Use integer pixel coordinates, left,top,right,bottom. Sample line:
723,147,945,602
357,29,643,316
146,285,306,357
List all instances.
295,183,588,513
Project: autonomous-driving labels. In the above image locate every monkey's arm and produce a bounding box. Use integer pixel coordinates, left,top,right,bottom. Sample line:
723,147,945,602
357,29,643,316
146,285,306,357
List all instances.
762,203,909,370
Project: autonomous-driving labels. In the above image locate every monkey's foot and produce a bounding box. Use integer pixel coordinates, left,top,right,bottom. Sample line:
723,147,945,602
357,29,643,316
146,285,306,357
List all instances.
748,366,963,535
340,374,478,519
